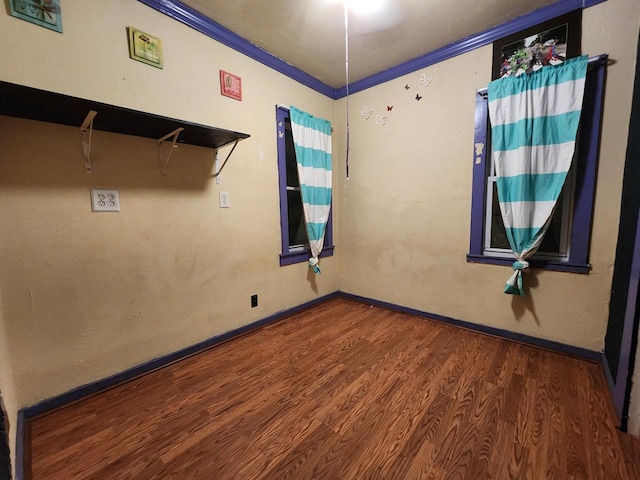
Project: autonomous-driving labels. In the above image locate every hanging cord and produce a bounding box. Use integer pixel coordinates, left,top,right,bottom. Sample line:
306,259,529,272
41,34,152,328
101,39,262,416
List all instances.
344,2,350,179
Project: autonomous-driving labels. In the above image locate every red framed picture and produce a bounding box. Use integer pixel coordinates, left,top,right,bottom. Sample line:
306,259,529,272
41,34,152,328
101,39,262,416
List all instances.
220,70,242,101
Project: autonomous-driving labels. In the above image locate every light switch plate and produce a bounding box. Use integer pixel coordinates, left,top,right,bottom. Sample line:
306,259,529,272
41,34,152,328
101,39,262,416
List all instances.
91,189,120,212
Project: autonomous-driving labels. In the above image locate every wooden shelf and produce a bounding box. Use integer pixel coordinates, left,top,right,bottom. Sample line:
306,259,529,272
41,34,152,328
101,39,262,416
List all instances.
0,80,250,149
0,80,250,175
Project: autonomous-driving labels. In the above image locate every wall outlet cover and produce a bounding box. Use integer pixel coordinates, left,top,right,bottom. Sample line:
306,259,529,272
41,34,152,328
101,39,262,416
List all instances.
91,189,120,212
219,191,230,208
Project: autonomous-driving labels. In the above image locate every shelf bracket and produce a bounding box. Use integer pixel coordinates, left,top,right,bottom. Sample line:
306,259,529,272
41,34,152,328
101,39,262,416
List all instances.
80,110,97,172
158,127,184,175
213,139,240,184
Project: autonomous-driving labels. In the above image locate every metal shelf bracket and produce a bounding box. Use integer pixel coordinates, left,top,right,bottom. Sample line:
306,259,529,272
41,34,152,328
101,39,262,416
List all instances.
213,139,240,184
158,127,184,175
80,110,97,172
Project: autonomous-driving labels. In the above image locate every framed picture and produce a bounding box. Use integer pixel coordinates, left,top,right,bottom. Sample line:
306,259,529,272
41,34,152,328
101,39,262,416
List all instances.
492,9,582,79
220,70,242,101
127,27,163,69
8,0,63,33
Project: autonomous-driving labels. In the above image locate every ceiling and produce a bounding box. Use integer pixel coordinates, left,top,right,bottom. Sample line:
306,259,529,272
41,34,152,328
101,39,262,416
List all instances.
179,0,559,88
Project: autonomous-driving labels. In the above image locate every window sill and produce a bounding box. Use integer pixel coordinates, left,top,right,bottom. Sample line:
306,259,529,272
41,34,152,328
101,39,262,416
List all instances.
280,245,335,266
466,253,590,274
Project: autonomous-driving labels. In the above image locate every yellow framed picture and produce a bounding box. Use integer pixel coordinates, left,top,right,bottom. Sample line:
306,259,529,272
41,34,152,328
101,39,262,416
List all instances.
127,27,163,69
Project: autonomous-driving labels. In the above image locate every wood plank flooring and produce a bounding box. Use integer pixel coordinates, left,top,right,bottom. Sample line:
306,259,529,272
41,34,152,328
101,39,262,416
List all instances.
27,298,640,479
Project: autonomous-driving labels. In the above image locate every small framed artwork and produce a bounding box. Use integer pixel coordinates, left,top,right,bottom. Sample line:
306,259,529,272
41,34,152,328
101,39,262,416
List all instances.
220,70,242,101
492,9,582,79
9,0,63,33
127,27,163,69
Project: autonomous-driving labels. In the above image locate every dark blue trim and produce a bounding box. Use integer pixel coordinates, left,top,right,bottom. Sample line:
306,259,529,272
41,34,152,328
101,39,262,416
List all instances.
602,352,620,419
334,0,608,98
138,0,606,99
17,287,602,420
138,0,336,98
14,287,604,476
608,153,640,428
469,90,489,256
467,55,607,272
276,106,291,257
466,254,591,274
339,292,601,361
571,55,608,267
603,34,640,429
15,410,25,480
18,292,339,421
280,246,335,267
276,106,334,267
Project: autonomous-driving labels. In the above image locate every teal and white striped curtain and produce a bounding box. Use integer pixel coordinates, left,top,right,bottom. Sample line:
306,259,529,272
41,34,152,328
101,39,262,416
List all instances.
290,106,332,274
488,55,588,296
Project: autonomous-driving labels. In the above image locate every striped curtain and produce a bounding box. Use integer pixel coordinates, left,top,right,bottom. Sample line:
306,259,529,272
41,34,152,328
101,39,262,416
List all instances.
290,106,332,274
488,55,588,296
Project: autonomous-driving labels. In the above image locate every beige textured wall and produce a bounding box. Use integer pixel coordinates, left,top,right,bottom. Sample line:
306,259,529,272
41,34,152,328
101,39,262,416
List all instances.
337,0,639,351
1,2,639,478
0,1,338,475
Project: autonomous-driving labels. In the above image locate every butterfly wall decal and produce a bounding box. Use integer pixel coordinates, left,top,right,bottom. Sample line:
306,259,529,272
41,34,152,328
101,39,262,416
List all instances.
419,73,433,87
376,115,387,125
415,94,422,101
387,106,393,111
278,131,284,138
404,84,410,90
360,106,373,120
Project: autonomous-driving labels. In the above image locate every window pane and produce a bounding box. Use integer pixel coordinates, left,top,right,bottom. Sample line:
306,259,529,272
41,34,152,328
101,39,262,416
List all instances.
284,119,299,188
490,184,510,249
287,190,307,247
490,184,563,254
538,190,563,253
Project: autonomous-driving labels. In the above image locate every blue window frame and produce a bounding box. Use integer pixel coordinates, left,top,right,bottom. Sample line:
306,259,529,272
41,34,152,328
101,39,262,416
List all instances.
276,106,334,266
467,55,608,273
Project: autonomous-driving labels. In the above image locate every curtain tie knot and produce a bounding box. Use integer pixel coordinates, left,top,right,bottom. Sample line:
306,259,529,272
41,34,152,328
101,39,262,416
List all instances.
512,260,529,271
309,257,321,274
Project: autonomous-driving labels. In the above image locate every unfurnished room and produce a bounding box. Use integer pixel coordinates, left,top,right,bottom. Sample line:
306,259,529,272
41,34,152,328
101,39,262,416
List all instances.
1,0,640,478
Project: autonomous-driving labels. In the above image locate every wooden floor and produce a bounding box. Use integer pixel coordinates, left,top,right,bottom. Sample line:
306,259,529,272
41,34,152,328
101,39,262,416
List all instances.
28,298,640,479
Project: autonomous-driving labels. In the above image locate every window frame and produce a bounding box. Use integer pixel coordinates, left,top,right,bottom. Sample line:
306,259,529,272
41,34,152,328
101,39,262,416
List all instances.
276,106,334,266
467,55,608,273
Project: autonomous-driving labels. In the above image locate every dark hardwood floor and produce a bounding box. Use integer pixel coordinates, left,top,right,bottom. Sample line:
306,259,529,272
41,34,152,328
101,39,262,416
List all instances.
28,298,640,479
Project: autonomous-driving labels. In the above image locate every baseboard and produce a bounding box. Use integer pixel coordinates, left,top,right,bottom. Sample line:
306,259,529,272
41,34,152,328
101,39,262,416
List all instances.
15,410,26,480
15,289,603,479
15,291,339,480
337,291,602,361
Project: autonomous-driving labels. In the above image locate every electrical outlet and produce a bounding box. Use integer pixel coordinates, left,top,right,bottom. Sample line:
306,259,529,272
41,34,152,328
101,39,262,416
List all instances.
251,294,258,308
219,191,230,208
91,189,120,212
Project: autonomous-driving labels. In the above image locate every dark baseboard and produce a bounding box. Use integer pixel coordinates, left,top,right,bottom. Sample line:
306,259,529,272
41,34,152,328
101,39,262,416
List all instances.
15,288,604,479
15,410,27,480
15,291,339,480
0,399,10,480
337,291,601,362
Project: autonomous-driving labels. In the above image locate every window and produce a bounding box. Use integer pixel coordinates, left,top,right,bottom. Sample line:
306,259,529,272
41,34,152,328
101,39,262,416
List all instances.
467,55,607,273
483,131,575,260
276,106,334,266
